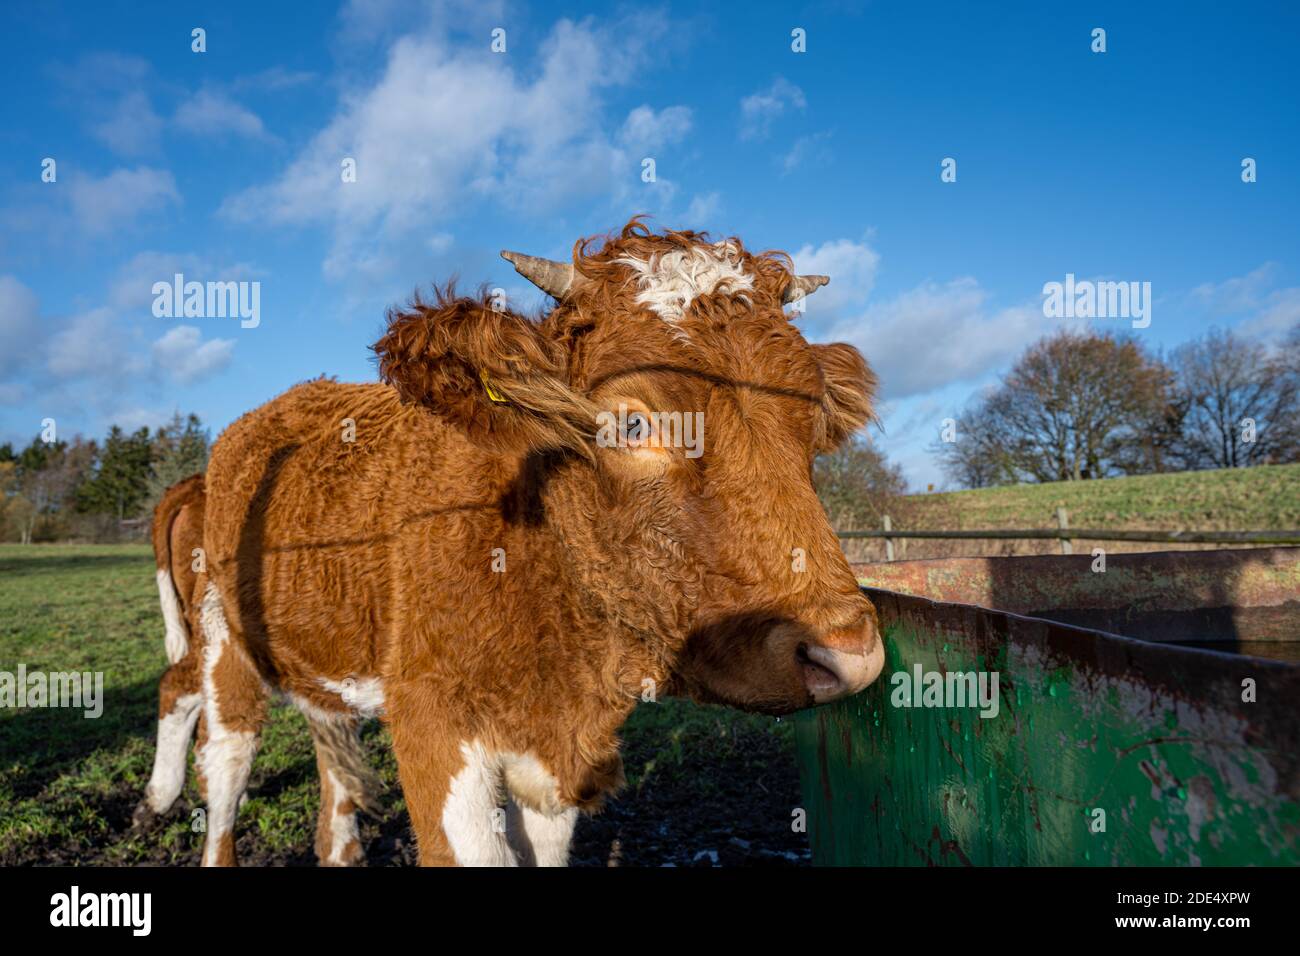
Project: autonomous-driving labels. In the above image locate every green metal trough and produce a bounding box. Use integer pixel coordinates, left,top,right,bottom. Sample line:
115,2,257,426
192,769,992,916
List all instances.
794,548,1300,866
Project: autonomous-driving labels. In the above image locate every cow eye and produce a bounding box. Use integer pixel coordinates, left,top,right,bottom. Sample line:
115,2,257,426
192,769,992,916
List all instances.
623,411,651,445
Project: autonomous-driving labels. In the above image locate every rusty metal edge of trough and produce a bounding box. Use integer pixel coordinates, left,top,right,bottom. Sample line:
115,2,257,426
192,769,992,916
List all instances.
860,583,1300,669
855,586,1300,760
837,528,1300,544
850,548,1300,628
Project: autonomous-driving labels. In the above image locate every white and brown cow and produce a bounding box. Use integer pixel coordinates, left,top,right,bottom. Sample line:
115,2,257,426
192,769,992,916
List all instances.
170,220,885,866
137,474,379,866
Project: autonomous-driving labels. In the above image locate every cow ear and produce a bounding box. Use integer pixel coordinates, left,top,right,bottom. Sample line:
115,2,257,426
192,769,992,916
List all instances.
810,342,877,452
372,292,598,456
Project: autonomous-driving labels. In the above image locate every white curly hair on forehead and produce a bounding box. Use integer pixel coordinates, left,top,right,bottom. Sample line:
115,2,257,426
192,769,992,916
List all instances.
614,240,755,324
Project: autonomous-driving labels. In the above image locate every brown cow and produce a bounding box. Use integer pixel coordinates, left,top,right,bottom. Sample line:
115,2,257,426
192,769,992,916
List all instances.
136,474,206,821
137,475,379,865
193,220,885,866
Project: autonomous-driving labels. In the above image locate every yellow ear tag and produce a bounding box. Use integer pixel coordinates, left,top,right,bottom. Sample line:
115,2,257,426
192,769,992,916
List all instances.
480,370,509,404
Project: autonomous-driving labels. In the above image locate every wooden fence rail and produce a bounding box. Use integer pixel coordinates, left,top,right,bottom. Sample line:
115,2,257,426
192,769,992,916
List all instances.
835,528,1300,544
836,509,1300,559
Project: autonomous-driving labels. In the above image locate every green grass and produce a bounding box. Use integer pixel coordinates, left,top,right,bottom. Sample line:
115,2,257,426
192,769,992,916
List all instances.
896,463,1300,531
0,543,798,866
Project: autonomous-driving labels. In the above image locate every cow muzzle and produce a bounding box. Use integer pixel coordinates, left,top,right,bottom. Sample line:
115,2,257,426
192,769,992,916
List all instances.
675,599,886,714
796,635,885,703
791,607,885,704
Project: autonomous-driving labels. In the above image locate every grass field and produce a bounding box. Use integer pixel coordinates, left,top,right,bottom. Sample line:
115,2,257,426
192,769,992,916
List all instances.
843,463,1300,561
0,544,805,867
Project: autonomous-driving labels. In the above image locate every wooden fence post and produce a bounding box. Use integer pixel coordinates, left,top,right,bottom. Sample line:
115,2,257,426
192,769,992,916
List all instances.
1056,507,1072,555
883,514,895,562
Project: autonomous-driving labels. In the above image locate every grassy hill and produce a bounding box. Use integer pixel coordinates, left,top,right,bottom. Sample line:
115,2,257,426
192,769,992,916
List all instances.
842,463,1300,561
899,463,1300,530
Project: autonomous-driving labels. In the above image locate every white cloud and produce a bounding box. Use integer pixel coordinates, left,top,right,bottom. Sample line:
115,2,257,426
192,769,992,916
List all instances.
151,325,236,384
739,77,805,140
781,131,833,174
110,253,203,310
790,236,1050,400
222,15,680,288
685,192,722,226
105,406,172,433
56,51,150,94
90,90,165,155
1189,263,1277,314
0,276,40,378
335,0,502,49
791,238,881,314
65,167,180,236
55,53,161,157
337,0,414,41
0,218,252,438
108,252,261,311
173,89,269,140
1241,287,1300,341
1189,264,1300,343
620,105,693,152
829,280,1046,400
46,308,140,380
231,67,317,92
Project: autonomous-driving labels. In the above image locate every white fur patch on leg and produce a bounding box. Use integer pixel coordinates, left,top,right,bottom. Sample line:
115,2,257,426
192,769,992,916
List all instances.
441,741,517,867
323,769,361,866
198,727,256,867
501,751,575,866
143,692,203,814
156,568,189,664
616,241,754,324
516,805,579,867
197,583,258,867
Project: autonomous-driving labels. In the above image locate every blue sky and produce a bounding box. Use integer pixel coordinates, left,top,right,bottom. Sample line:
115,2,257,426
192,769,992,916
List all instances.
2,0,1297,489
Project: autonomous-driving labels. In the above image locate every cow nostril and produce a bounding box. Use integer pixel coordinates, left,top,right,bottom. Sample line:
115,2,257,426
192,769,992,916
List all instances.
800,638,884,702
796,643,843,695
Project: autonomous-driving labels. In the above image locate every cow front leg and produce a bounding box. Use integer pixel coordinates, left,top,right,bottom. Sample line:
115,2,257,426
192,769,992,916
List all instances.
507,801,579,866
389,711,516,866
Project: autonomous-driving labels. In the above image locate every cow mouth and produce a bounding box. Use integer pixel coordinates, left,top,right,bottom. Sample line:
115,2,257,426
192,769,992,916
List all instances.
796,643,843,697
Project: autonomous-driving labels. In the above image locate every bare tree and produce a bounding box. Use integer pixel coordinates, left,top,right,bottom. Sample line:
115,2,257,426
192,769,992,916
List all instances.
6,438,97,542
936,329,1171,487
1170,327,1299,468
814,434,907,528
933,397,1019,488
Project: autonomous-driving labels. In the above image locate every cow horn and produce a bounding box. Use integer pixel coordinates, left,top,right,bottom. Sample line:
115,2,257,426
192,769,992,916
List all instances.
782,274,830,304
501,251,575,299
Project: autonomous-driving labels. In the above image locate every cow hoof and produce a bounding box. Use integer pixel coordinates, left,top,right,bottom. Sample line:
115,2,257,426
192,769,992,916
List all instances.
132,796,181,829
131,801,161,829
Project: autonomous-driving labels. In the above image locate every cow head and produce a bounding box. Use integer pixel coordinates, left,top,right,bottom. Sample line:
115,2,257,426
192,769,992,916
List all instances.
373,219,884,714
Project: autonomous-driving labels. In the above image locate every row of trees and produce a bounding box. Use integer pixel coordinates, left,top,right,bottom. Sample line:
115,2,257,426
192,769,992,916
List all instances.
936,325,1300,488
0,413,209,543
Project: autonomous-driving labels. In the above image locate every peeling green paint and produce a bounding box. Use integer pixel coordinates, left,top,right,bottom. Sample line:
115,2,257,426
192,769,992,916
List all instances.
795,551,1300,866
